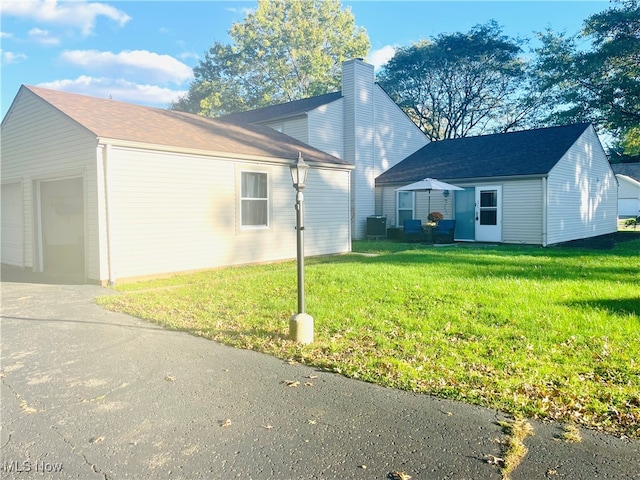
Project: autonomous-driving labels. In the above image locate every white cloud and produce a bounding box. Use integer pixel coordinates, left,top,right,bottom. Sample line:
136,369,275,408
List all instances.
1,50,28,65
28,27,60,45
179,51,199,61
0,32,15,39
368,45,397,70
0,0,131,36
59,49,193,85
226,6,254,17
38,76,187,106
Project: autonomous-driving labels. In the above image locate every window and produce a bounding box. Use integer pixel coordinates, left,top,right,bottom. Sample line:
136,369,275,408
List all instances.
397,191,414,227
241,171,268,227
479,190,498,225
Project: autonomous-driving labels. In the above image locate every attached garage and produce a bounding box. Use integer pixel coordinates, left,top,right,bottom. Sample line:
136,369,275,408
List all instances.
1,85,353,284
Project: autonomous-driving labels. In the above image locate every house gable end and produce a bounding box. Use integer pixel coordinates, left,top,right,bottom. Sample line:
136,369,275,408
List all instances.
3,86,98,142
546,125,618,244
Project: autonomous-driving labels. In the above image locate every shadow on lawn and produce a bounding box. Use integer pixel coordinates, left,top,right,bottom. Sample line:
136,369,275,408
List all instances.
567,298,640,318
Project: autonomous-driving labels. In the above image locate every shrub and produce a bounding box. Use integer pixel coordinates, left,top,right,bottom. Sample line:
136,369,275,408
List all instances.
624,217,639,230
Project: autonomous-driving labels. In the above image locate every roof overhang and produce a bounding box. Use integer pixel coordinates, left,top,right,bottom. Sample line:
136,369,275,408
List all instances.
256,113,308,124
616,174,640,188
376,173,548,187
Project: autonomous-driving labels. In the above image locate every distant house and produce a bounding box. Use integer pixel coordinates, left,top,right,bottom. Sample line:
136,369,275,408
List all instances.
611,163,640,217
376,124,618,246
0,85,353,284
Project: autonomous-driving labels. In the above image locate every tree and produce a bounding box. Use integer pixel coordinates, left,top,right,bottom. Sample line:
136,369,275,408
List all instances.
533,0,639,158
377,22,535,141
171,0,369,117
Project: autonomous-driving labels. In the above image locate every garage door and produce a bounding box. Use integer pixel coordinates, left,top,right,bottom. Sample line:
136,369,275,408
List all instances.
40,178,84,274
1,183,24,266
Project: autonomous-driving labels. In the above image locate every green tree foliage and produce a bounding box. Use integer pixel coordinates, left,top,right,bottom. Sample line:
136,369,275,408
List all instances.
171,0,369,117
377,22,534,141
533,0,639,159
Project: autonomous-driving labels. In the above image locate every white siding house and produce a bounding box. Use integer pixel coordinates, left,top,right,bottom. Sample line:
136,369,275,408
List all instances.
2,59,621,287
221,59,430,239
611,163,640,218
1,85,353,284
376,124,617,246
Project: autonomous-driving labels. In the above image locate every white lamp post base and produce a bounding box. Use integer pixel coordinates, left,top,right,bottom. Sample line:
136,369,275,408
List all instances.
289,313,314,344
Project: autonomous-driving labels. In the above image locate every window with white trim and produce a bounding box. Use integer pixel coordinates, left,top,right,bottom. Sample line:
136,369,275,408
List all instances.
241,171,268,227
397,191,415,227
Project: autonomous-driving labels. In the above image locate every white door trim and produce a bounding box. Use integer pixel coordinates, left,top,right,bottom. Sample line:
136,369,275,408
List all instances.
475,185,502,242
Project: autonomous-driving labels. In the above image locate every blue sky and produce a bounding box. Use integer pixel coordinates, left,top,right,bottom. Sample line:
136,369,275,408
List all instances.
1,1,609,119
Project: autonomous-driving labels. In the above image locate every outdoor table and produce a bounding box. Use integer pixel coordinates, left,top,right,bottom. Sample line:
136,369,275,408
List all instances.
422,222,437,243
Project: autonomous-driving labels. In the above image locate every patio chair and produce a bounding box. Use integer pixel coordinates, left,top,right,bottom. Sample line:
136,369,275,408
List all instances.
403,219,423,242
433,219,456,243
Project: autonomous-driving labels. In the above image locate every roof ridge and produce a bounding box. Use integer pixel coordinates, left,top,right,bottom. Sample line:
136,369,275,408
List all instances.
432,123,591,143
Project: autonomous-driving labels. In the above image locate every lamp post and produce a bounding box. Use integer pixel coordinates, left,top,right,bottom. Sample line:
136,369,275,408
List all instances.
289,152,314,344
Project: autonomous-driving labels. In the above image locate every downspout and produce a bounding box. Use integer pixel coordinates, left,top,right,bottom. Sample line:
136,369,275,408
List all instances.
542,176,548,247
102,143,116,285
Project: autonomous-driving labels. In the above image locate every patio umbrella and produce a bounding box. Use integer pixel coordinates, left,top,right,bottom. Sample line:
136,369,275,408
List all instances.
396,178,464,215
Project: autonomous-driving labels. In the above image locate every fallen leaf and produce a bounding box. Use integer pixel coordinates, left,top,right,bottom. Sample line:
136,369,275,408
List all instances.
165,375,176,382
262,424,273,429
308,420,317,425
306,374,319,379
285,380,300,388
89,436,104,444
389,471,411,480
219,419,231,427
304,382,314,387
485,454,505,467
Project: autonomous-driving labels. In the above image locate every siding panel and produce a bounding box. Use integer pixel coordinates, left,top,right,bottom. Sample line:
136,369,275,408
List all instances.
106,147,350,280
373,86,430,175
308,99,344,159
547,127,617,245
501,179,543,245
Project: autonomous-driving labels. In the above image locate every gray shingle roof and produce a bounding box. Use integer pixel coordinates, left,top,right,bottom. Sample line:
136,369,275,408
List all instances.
376,123,593,185
219,92,342,124
611,162,640,182
21,85,349,166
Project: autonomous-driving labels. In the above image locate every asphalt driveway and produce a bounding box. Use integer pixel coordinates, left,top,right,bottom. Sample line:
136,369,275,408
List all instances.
1,280,639,479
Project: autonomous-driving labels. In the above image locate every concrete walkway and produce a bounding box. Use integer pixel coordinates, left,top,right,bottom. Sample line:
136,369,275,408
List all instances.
1,280,638,479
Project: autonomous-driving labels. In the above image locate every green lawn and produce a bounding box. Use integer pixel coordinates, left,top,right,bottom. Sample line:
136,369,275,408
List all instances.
98,233,640,438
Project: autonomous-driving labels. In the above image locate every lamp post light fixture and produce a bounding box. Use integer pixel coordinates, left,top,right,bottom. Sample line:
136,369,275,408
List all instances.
289,152,314,344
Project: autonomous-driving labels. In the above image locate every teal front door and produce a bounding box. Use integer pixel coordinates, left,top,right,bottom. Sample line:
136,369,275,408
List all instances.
454,188,475,240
